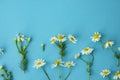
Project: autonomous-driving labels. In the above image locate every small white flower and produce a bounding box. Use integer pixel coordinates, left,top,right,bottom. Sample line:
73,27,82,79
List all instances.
118,47,120,51
75,53,80,59
81,47,94,55
105,40,114,48
100,69,111,78
57,34,66,42
52,59,64,68
16,33,25,42
68,35,77,43
91,32,101,42
0,66,3,70
113,71,120,80
0,48,4,55
65,61,75,68
50,37,57,44
33,59,46,69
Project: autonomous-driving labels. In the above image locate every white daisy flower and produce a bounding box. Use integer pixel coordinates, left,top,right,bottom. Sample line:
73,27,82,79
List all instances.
118,47,120,51
0,66,3,70
113,71,120,80
57,34,66,42
100,69,111,78
0,48,4,55
33,59,46,69
81,47,94,55
52,59,64,68
75,53,80,59
65,61,75,68
50,37,57,44
105,40,114,48
16,33,25,42
68,35,77,43
91,32,101,42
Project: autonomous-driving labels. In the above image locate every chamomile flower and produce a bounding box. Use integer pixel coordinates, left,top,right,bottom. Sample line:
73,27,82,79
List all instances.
65,61,75,68
118,47,120,51
113,71,120,80
91,32,101,42
50,37,57,44
105,40,114,48
75,53,80,59
81,47,94,55
57,34,66,42
33,59,46,69
68,35,77,43
0,48,4,55
52,59,64,68
100,69,111,78
0,66,3,70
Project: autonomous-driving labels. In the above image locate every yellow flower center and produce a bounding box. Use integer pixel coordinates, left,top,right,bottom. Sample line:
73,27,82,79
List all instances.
70,37,75,41
106,40,110,44
55,61,61,65
67,63,72,67
115,72,120,77
57,35,64,40
36,61,42,66
84,48,89,52
93,34,99,39
51,38,56,43
103,71,109,75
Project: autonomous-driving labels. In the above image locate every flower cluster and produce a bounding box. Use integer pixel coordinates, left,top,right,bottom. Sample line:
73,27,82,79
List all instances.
0,32,119,80
50,34,77,57
33,58,75,80
33,34,77,80
14,33,31,72
52,59,75,68
91,32,120,67
100,69,120,80
91,32,120,80
50,34,77,44
0,66,13,80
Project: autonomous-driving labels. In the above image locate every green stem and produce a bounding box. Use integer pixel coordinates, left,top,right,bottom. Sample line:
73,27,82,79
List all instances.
79,58,91,80
57,43,66,57
21,53,27,73
41,68,51,80
106,76,110,80
99,41,104,49
65,68,71,80
23,43,30,52
117,59,120,67
79,58,88,64
58,66,62,80
110,47,116,55
87,63,91,80
80,54,94,80
19,41,23,52
110,47,120,67
15,42,21,52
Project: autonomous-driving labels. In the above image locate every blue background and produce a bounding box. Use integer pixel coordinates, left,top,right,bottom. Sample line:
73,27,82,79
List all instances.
0,0,120,80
